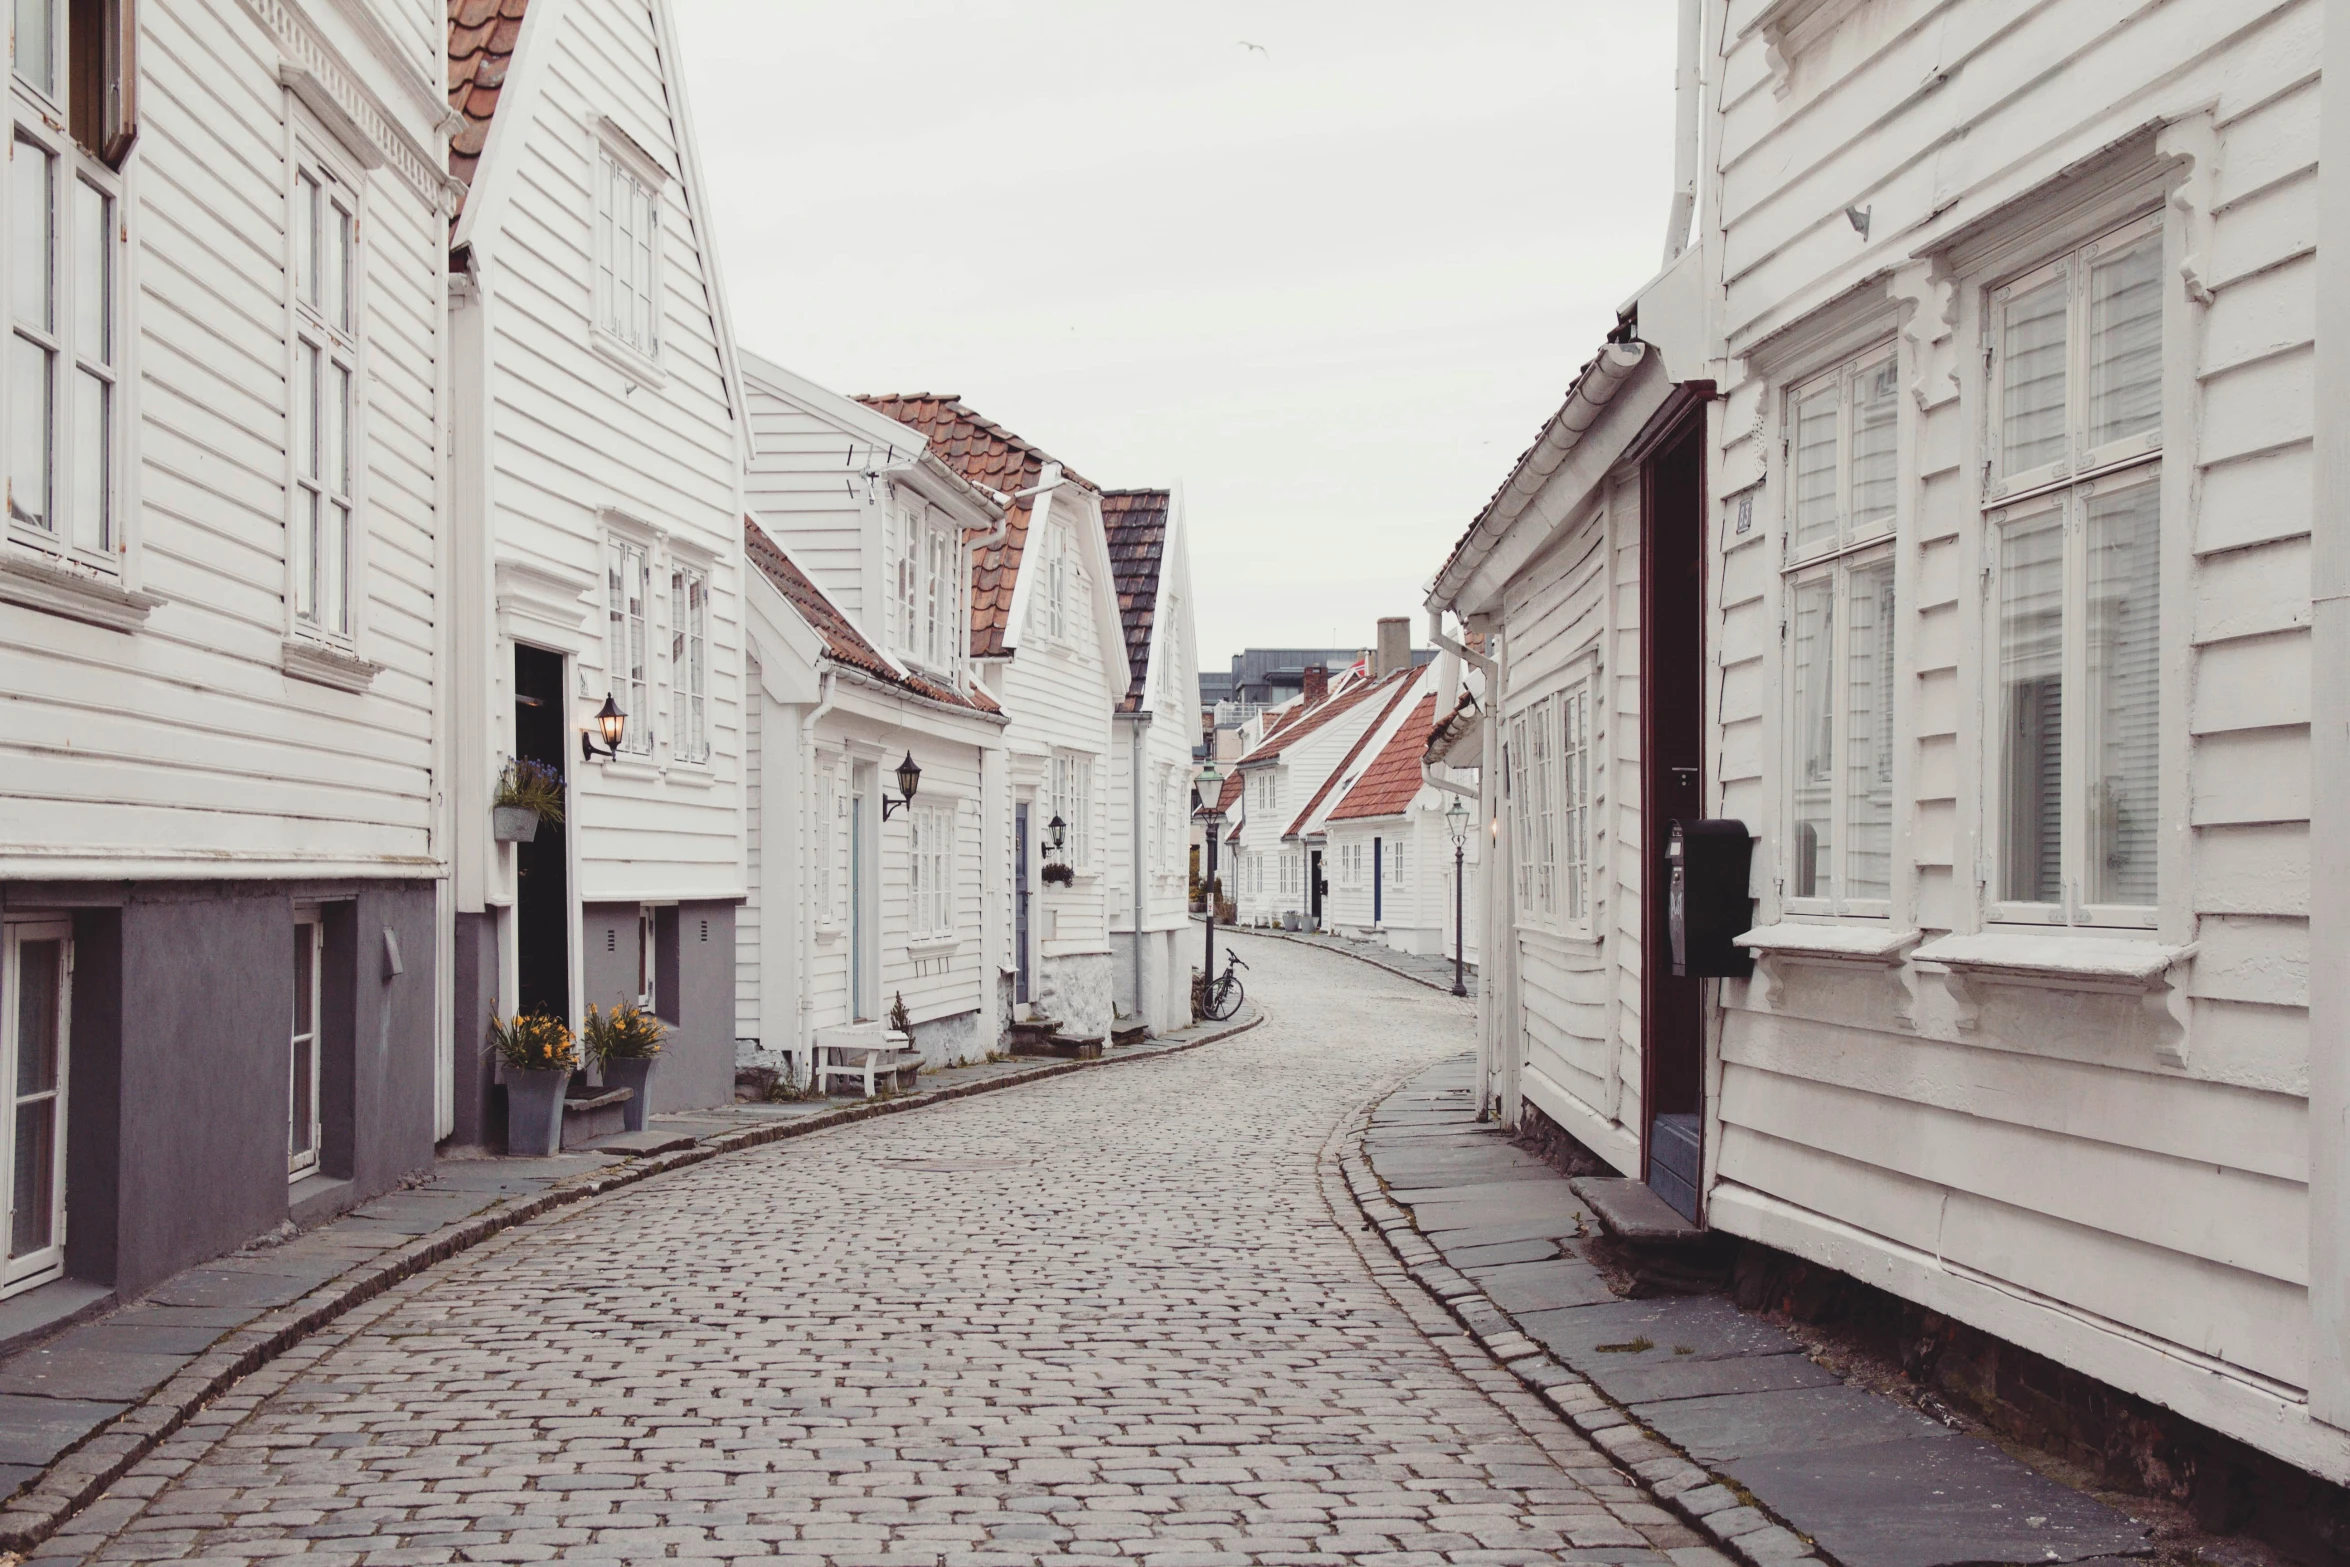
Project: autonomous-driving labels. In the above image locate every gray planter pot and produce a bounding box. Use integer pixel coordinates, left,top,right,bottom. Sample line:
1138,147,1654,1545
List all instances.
504,1066,570,1155
602,1055,656,1132
491,805,540,843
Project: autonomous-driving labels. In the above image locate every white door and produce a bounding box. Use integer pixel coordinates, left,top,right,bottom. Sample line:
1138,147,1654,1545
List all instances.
2,920,71,1294
289,908,323,1180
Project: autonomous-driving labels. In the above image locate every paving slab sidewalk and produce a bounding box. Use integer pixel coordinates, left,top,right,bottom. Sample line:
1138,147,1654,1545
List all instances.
0,1007,1260,1550
1349,1053,2153,1567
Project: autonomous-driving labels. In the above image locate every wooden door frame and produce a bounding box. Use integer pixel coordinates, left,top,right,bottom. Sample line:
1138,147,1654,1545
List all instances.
1633,385,1714,1206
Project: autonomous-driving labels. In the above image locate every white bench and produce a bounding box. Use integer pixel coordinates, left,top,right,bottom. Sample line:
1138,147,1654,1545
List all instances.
812,1025,923,1098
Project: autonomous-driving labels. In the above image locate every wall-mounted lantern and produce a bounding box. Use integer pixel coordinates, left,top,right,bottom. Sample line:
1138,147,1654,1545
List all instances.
881,750,922,820
581,694,627,762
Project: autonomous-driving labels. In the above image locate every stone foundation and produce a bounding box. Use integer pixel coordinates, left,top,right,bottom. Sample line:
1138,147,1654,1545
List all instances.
1036,950,1112,1038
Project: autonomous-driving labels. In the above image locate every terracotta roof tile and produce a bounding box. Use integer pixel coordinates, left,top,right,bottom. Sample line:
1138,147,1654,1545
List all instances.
744,518,996,713
1100,489,1168,712
448,0,530,226
1330,694,1439,822
854,395,1096,661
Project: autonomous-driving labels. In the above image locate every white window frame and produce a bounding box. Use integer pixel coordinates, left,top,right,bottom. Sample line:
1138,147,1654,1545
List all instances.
889,487,964,683
1978,211,2168,931
1044,527,1069,643
1785,342,1898,568
908,802,955,941
589,121,665,375
287,135,364,645
813,755,844,930
0,917,70,1296
668,560,709,765
606,534,653,756
8,99,125,573
1559,672,1594,934
289,905,323,1180
1782,544,1896,918
1050,750,1093,872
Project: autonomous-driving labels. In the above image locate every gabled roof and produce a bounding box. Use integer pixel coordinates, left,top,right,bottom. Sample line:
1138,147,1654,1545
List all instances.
1237,668,1406,768
1282,670,1423,839
1101,489,1168,712
1330,694,1440,822
448,0,529,221
856,394,1096,660
743,519,996,713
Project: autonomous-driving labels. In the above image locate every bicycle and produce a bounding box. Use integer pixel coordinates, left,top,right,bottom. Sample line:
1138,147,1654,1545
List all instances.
1199,951,1247,1022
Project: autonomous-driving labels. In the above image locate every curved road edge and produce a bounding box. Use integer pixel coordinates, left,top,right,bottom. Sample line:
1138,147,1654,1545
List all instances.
0,1006,1267,1556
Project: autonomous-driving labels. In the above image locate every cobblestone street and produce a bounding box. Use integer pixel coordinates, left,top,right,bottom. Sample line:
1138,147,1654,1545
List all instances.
34,934,1700,1567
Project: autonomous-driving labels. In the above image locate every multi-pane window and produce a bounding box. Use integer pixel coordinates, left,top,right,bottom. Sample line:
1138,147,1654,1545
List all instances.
1788,347,1897,562
1983,214,2164,924
1,918,70,1295
606,538,652,754
595,145,659,359
1045,534,1068,641
1509,684,1593,932
1786,556,1895,911
293,159,358,637
1389,837,1407,887
670,565,708,763
890,490,963,679
1050,751,1092,870
908,804,954,939
1560,683,1591,926
813,759,842,924
289,909,322,1180
10,134,115,559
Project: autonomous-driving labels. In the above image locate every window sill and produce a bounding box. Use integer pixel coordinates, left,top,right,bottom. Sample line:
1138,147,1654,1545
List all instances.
590,328,667,390
1737,922,1922,1011
592,754,663,783
282,637,382,693
0,549,162,633
662,762,716,788
907,936,960,958
815,922,846,943
1911,930,2198,1056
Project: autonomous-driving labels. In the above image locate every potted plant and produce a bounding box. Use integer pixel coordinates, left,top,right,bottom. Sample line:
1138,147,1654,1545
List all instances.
583,1002,665,1132
492,758,565,843
489,1011,578,1155
1041,860,1076,888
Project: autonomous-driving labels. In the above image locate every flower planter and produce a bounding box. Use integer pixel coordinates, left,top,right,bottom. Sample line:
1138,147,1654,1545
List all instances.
504,1066,571,1155
601,1055,656,1132
491,805,541,843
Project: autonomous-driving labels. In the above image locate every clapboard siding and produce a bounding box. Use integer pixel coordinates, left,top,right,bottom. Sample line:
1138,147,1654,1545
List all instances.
0,0,446,873
1695,0,2333,1475
478,0,743,902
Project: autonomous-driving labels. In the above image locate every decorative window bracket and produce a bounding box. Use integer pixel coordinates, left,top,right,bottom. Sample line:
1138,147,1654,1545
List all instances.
1912,933,2198,1066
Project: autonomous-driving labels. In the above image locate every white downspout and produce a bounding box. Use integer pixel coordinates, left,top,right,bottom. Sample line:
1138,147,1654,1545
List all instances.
1127,712,1151,1025
1663,0,1702,265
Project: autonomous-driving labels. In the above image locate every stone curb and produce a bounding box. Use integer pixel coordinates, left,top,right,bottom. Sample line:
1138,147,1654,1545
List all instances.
1335,1130,1830,1567
0,1008,1266,1554
1217,922,1474,998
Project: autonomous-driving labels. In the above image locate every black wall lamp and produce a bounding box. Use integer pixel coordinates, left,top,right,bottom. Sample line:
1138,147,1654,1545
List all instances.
881,750,922,820
1047,814,1068,855
581,694,627,762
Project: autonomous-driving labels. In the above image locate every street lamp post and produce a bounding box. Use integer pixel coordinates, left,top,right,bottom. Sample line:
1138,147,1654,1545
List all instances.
1445,795,1471,997
1196,762,1224,1017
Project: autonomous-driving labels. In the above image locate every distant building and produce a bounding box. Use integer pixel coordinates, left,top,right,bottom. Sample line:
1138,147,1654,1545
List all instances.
1201,623,1434,758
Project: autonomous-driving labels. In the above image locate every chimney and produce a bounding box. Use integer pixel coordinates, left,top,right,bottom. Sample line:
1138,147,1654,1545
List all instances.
1375,617,1411,678
1300,663,1329,705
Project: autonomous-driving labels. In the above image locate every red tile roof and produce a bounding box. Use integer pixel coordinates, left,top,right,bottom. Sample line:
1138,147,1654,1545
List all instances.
448,0,529,222
855,395,1095,661
1281,672,1422,838
1101,489,1168,712
744,519,996,713
1237,667,1406,767
1330,694,1439,822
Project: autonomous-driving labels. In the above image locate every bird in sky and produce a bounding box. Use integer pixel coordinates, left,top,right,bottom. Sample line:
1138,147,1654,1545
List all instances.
1238,39,1267,55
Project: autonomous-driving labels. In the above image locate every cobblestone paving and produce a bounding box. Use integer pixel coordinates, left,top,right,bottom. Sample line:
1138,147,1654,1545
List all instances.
38,933,1699,1567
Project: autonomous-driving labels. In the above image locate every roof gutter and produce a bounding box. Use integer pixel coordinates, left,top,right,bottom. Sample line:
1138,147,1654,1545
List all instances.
1431,341,1648,609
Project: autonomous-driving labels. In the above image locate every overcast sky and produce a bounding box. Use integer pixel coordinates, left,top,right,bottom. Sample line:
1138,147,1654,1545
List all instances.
673,2,1680,677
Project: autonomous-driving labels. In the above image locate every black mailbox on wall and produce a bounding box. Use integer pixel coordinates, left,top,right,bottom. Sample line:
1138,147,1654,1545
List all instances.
1668,819,1755,979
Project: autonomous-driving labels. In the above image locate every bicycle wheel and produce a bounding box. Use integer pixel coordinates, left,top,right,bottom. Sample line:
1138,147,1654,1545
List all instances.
1210,976,1244,1021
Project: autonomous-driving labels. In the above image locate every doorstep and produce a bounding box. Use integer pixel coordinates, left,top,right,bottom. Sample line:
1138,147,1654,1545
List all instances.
1352,1054,2153,1567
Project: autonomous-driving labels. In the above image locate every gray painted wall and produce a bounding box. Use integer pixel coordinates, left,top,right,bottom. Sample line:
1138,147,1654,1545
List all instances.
448,912,499,1150
582,900,736,1114
3,880,438,1298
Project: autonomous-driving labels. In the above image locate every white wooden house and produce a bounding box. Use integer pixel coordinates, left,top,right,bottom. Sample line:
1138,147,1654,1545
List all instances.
1228,664,1417,930
0,0,452,1298
443,0,748,1144
1322,683,1484,967
735,354,1008,1076
860,397,1129,1045
1104,488,1203,1034
1440,0,2350,1500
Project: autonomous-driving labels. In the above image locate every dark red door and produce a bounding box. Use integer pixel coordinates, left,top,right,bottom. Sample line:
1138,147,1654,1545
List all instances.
1639,402,1709,1222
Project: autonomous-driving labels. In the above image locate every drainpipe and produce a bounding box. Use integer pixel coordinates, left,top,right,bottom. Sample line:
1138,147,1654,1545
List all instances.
1124,711,1151,1025
1663,0,1702,265
796,667,838,1084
